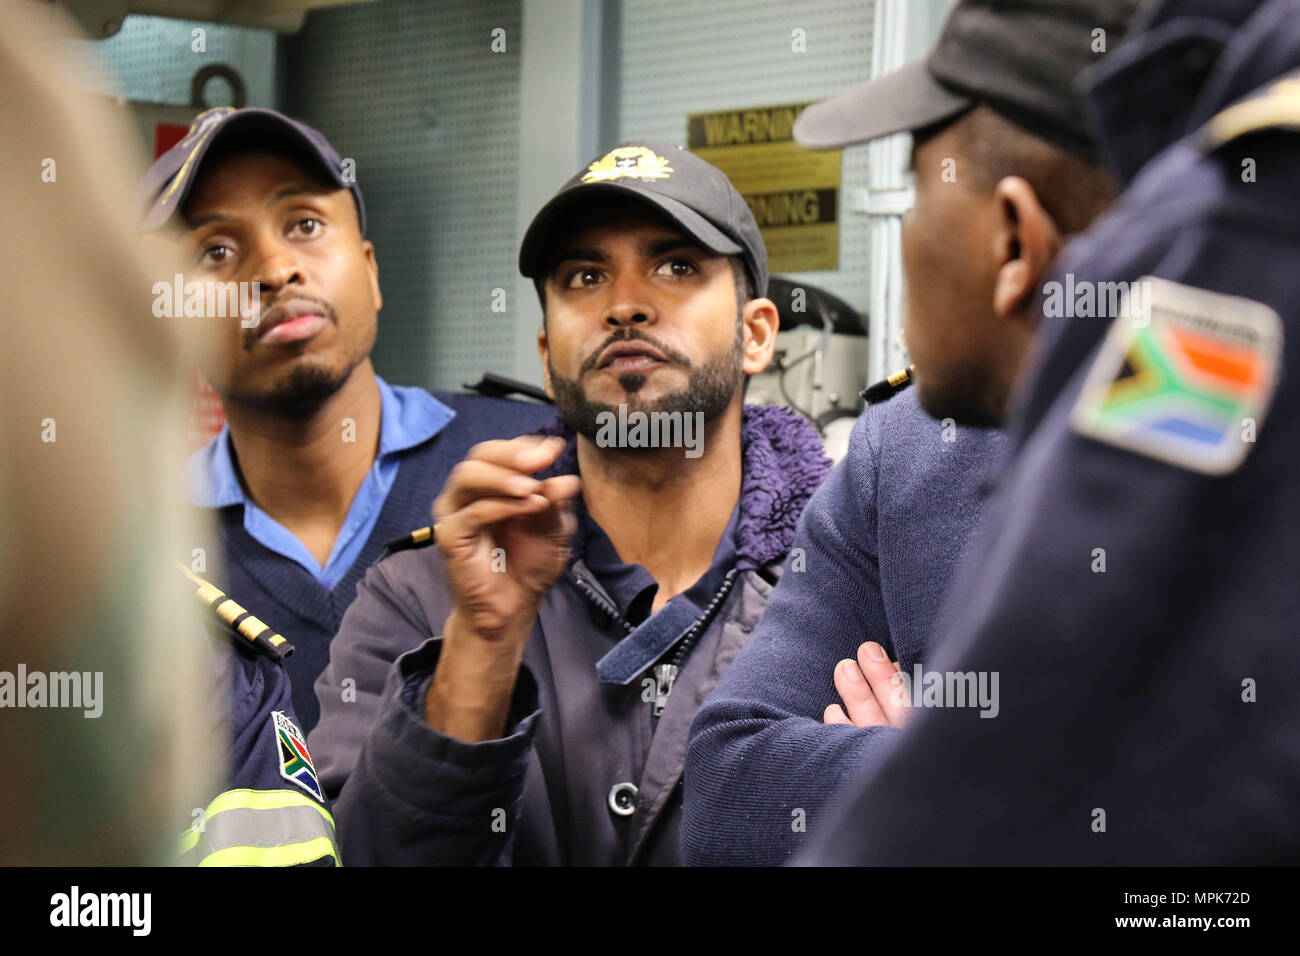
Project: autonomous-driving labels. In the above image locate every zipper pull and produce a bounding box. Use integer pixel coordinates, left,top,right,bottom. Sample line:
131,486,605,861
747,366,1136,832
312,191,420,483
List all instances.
653,663,679,717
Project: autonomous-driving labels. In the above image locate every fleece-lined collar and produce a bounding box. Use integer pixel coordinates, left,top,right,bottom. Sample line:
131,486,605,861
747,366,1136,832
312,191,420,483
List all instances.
535,403,831,570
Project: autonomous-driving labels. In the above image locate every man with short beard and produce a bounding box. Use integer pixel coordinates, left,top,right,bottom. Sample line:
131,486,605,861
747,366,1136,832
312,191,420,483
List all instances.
310,143,832,865
138,108,556,732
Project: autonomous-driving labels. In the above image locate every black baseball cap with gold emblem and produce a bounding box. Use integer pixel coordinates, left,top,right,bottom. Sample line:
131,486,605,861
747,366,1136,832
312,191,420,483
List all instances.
518,141,767,297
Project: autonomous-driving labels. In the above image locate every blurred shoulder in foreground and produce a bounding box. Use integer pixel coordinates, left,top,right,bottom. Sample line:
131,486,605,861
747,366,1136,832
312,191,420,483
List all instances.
0,0,216,865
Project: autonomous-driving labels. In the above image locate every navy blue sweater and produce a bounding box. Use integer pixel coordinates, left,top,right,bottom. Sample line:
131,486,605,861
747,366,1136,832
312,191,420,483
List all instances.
201,391,558,732
682,388,1006,865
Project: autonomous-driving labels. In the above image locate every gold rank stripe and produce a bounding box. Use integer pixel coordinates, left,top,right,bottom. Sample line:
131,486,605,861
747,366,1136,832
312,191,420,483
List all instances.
887,367,912,388
215,598,245,626
195,582,223,604
237,616,268,641
178,564,294,660
384,523,439,553
1205,76,1300,150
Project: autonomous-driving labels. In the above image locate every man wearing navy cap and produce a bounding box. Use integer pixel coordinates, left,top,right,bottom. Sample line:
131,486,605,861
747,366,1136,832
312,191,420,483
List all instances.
684,0,1137,864
310,142,833,865
139,107,556,732
802,0,1300,864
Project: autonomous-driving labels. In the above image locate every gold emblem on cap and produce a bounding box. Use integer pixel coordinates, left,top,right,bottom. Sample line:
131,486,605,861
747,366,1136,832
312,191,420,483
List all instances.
581,146,673,184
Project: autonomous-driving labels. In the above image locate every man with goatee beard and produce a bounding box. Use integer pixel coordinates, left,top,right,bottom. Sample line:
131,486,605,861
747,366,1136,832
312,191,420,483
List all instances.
138,108,556,733
311,143,833,865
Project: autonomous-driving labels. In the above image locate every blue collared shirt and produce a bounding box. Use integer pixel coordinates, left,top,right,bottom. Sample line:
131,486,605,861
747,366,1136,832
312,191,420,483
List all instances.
186,376,454,589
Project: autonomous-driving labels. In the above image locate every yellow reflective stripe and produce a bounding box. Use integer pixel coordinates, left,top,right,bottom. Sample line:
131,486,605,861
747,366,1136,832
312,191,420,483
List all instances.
203,788,334,824
198,836,341,868
176,788,334,859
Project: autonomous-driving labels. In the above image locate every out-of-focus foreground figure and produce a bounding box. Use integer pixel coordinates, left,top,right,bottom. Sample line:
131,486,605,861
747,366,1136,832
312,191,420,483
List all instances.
0,0,216,865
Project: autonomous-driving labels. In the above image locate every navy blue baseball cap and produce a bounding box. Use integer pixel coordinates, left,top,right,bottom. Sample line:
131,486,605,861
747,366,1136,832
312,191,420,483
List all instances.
137,107,366,235
519,141,767,297
794,0,1139,163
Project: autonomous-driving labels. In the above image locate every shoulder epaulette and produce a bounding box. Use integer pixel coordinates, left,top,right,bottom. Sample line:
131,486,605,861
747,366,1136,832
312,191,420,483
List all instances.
179,564,294,661
860,365,915,404
383,524,437,554
1202,73,1300,151
462,372,554,405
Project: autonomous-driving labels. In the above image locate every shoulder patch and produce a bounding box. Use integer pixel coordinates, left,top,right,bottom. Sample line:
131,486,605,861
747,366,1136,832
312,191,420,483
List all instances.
273,711,324,802
1202,74,1300,151
1071,276,1282,475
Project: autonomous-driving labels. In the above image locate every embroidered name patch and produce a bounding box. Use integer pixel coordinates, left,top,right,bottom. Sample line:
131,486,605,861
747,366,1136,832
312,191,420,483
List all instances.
1071,276,1282,475
273,710,323,802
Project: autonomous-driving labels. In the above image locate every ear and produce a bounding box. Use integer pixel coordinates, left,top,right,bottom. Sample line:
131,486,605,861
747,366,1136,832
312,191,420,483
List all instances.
990,176,1061,321
362,240,382,312
536,326,553,398
741,296,780,376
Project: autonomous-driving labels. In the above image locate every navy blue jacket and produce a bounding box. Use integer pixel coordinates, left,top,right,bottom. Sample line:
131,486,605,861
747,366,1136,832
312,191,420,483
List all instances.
683,389,1005,864
310,405,832,865
181,632,339,866
804,0,1300,865
202,390,557,732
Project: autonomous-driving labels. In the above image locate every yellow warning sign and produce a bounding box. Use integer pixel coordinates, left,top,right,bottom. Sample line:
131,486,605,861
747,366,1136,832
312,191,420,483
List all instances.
688,102,841,273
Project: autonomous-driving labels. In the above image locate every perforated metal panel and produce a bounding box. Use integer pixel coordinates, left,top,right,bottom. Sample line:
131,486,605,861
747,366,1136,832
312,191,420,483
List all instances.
66,14,276,107
284,0,523,391
617,0,875,317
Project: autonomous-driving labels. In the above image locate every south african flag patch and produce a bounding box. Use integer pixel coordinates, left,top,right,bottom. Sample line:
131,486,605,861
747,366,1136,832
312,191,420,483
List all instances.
273,710,323,802
1072,276,1282,475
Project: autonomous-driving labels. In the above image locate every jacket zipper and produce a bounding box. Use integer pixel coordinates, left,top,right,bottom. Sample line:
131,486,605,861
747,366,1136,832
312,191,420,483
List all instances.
571,564,742,717
652,567,741,718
